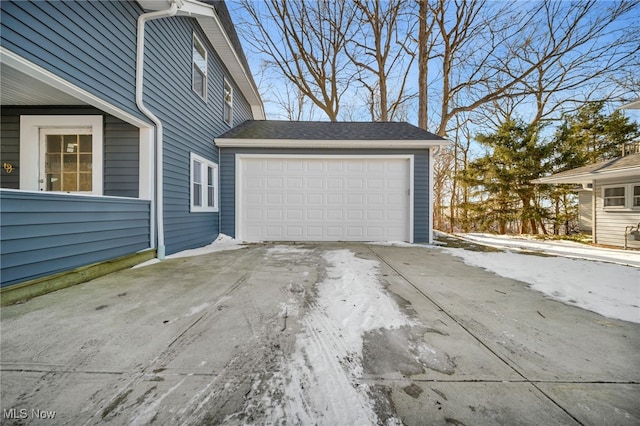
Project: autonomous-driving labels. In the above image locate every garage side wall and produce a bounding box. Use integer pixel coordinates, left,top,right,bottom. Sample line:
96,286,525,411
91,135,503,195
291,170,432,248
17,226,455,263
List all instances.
219,148,430,243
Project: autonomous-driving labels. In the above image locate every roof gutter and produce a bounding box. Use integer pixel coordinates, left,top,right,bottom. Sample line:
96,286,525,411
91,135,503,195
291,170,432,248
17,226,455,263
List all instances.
136,1,181,260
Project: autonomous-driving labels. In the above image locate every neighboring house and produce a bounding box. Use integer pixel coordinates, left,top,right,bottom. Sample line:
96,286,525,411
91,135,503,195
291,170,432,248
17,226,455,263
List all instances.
534,153,640,249
0,0,446,293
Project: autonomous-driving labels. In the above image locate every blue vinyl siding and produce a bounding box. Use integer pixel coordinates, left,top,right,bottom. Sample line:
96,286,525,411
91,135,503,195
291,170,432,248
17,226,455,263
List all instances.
1,0,256,255
0,107,140,198
143,17,254,254
219,148,431,243
0,190,151,287
0,1,142,120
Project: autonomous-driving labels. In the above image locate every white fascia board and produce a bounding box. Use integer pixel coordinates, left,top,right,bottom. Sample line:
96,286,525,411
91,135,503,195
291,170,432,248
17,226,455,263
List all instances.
534,167,640,184
620,98,640,110
136,0,266,119
179,0,265,119
215,138,446,149
1,47,150,128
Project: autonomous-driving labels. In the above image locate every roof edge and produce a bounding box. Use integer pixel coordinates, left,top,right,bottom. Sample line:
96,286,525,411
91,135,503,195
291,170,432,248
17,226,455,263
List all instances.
215,138,448,149
533,166,640,184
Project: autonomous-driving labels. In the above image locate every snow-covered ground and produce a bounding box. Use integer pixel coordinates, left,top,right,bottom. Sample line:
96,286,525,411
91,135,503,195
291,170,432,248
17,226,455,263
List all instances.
442,233,640,324
134,234,245,268
453,232,640,267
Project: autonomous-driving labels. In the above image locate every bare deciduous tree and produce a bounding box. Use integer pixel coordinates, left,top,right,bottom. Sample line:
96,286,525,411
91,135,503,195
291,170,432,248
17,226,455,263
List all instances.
239,0,358,121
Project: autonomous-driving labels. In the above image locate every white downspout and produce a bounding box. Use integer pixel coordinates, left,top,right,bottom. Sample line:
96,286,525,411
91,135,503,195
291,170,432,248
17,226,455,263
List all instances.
136,2,180,259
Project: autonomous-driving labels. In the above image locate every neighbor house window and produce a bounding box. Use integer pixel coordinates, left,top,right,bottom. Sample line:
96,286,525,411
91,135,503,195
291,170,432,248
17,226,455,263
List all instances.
602,183,640,210
603,186,625,208
20,115,103,194
190,153,218,212
192,35,207,100
224,79,233,125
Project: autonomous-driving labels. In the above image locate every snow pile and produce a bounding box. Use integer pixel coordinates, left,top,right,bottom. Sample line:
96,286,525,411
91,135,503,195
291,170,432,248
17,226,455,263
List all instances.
445,248,640,324
455,233,640,267
133,234,245,268
264,249,410,424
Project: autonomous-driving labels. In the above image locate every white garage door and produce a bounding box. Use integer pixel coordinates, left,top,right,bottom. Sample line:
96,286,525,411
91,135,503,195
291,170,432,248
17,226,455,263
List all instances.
237,155,412,242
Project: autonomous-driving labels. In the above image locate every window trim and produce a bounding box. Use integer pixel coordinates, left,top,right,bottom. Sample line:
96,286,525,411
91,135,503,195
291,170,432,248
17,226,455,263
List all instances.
190,153,218,213
20,115,103,195
192,34,207,102
224,78,233,126
602,183,640,211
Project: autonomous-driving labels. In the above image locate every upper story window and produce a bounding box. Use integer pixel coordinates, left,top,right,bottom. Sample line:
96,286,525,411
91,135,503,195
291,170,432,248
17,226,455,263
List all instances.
192,35,207,101
602,183,640,210
190,153,218,212
224,79,233,125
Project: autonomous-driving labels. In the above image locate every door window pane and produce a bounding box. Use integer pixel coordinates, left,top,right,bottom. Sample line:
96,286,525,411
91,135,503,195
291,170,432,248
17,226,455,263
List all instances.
44,133,92,192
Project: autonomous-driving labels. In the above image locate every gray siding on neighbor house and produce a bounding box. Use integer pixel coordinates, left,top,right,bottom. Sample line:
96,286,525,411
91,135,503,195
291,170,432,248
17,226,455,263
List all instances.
1,0,256,254
0,107,140,198
219,148,431,243
593,177,640,248
0,190,151,287
578,190,593,233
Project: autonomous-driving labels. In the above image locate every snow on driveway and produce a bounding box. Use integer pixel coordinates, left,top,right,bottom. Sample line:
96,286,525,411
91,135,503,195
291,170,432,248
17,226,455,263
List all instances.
443,235,640,324
248,249,411,425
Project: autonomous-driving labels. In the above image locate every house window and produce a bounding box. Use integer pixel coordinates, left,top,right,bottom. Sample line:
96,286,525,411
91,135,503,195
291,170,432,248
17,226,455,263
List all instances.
224,79,233,125
20,115,103,194
193,35,207,101
602,183,640,210
603,186,626,208
190,153,218,212
41,129,93,192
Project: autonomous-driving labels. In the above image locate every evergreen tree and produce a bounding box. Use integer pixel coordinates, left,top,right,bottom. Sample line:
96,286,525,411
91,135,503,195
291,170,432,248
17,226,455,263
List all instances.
462,119,553,234
553,101,639,169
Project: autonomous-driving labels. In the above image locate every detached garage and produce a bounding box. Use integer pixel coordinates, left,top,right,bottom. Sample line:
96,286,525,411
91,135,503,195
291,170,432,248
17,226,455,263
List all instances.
216,121,447,243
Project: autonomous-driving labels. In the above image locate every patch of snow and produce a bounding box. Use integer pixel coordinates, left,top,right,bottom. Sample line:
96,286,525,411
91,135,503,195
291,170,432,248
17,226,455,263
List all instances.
265,245,312,255
445,248,640,324
133,234,245,268
455,233,640,267
262,249,410,424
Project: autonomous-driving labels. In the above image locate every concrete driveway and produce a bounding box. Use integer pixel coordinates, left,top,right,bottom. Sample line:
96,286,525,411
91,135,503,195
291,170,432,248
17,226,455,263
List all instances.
1,242,638,425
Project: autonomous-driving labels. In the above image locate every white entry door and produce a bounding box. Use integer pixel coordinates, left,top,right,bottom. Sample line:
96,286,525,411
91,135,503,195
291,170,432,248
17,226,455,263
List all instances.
237,155,412,242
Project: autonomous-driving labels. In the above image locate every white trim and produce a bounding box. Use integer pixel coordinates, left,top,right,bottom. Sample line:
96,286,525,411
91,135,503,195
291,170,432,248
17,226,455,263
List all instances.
190,153,219,212
20,116,103,194
216,138,445,149
192,33,208,102
1,47,150,128
534,167,640,184
223,78,233,126
428,147,435,244
602,182,640,211
137,0,265,118
235,154,414,242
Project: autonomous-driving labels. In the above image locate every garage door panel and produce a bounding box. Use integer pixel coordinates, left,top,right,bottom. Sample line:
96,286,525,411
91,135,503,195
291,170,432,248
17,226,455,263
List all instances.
239,157,410,242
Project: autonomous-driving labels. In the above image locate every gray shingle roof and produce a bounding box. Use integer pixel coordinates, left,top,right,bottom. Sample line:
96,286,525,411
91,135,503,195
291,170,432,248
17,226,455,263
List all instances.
218,120,445,141
534,153,640,183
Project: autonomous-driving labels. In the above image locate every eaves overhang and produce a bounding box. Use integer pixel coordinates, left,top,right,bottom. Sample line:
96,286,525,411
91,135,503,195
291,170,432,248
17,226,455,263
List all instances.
620,98,640,110
533,167,640,185
137,0,265,119
215,138,448,149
